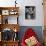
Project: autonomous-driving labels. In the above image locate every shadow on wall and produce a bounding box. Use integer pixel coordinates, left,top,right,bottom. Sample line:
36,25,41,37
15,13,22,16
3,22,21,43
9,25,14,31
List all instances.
18,26,44,44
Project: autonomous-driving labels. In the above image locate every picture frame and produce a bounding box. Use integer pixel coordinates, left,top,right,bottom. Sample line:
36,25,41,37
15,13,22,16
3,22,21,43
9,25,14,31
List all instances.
8,16,18,24
2,10,9,15
1,28,13,41
2,16,8,24
2,16,18,24
25,6,35,19
9,10,18,15
1,28,18,41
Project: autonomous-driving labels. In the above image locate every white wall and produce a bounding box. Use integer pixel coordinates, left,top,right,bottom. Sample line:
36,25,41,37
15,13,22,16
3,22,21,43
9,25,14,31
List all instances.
0,0,44,26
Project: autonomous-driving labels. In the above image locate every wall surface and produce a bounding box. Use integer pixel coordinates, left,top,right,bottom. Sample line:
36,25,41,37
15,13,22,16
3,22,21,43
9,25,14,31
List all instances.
0,0,44,26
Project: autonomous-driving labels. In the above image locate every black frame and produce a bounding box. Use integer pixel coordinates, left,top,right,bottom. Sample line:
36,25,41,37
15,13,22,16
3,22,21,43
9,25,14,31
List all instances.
25,6,35,19
1,28,18,41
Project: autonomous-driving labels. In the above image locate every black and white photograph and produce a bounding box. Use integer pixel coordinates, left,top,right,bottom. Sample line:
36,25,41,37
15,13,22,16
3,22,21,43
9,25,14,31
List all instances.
25,6,35,19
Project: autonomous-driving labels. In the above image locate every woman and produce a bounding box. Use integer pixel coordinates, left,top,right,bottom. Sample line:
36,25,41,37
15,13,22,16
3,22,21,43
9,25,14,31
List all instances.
21,28,41,46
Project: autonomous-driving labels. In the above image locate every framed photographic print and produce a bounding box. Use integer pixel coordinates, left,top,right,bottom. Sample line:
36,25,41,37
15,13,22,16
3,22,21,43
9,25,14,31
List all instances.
1,28,13,41
9,10,18,15
2,10,9,15
8,16,18,24
2,16,8,24
2,16,18,24
25,6,35,19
